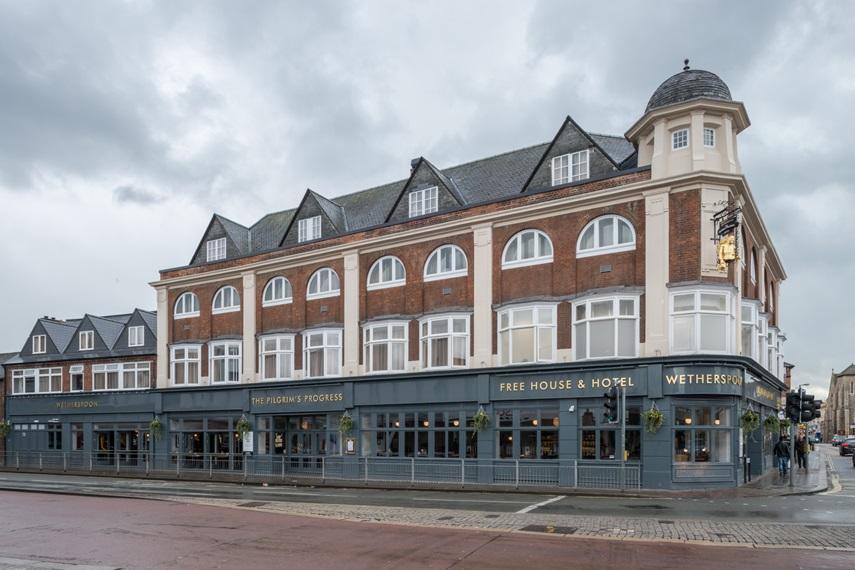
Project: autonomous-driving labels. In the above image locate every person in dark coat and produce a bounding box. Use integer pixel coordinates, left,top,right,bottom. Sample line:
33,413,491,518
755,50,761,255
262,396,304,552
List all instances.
773,437,790,476
796,435,810,469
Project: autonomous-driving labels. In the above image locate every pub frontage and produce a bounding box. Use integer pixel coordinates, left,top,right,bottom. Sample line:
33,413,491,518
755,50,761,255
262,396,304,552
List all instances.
4,355,785,489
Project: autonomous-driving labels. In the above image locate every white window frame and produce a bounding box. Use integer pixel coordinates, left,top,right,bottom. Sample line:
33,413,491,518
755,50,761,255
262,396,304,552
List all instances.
258,334,295,381
32,334,46,354
206,237,227,262
408,186,439,218
171,344,201,386
551,149,590,186
367,256,406,290
262,276,293,307
210,340,242,384
669,288,735,355
750,251,757,285
501,229,554,269
128,325,145,347
79,330,94,351
672,128,689,150
212,286,241,314
419,313,470,370
424,244,468,281
576,215,636,258
572,296,639,361
303,328,342,378
11,367,62,395
307,268,341,300
740,300,760,361
703,127,715,148
93,362,151,391
69,365,84,392
767,326,779,377
498,304,557,365
298,216,322,243
174,292,200,319
363,321,409,374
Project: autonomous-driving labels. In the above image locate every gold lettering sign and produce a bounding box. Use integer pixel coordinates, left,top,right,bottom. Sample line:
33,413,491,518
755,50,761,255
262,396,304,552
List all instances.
55,401,98,409
754,385,776,402
665,373,743,386
252,392,344,407
498,377,635,394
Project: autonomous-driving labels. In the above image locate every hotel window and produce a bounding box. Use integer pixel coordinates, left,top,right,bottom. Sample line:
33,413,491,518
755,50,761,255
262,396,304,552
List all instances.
259,335,295,380
364,409,478,459
576,215,636,258
740,302,758,360
122,362,151,389
206,237,227,262
364,322,408,374
580,406,641,461
672,128,689,150
298,215,322,243
93,364,120,390
304,329,342,378
307,268,340,300
12,368,62,394
70,365,84,392
420,314,469,369
498,304,556,365
551,149,590,186
128,325,145,347
670,289,733,354
408,186,438,218
703,127,715,148
573,297,639,360
174,292,200,319
424,244,467,281
502,229,553,269
367,256,406,290
210,341,241,383
171,345,200,385
79,330,94,351
212,285,241,314
32,334,46,354
674,405,733,464
496,408,560,459
262,276,293,307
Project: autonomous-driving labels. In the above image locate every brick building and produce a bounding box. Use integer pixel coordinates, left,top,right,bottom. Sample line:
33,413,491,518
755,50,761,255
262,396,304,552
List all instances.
822,364,855,437
5,64,788,488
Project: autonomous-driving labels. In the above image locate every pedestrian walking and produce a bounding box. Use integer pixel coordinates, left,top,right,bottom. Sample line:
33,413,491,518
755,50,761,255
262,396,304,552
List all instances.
773,437,790,476
796,435,811,470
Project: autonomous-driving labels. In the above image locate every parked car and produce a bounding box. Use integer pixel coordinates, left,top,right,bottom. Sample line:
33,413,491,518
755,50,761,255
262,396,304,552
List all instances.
839,438,855,456
832,434,847,447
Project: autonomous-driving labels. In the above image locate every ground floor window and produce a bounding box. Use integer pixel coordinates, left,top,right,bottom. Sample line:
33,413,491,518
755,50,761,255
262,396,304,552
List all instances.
673,404,733,463
361,409,478,458
71,423,84,451
255,415,340,458
170,416,244,469
47,424,62,450
579,404,641,460
495,407,559,459
93,423,150,465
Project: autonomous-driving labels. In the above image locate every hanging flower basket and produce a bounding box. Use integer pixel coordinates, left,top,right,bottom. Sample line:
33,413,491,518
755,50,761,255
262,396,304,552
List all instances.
235,415,252,438
641,405,665,433
339,411,354,434
149,416,163,440
741,409,760,433
0,420,11,438
763,414,780,433
472,407,490,432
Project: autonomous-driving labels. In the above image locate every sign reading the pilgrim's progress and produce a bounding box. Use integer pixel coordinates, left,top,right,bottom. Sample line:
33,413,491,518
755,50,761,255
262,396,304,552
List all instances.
491,368,647,401
250,384,347,412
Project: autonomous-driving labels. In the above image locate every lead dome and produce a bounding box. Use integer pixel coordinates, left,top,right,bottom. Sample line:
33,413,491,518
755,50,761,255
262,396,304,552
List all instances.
645,66,732,113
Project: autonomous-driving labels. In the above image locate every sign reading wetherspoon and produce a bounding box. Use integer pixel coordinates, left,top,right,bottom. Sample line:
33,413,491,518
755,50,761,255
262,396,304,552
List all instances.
664,372,742,386
55,400,98,409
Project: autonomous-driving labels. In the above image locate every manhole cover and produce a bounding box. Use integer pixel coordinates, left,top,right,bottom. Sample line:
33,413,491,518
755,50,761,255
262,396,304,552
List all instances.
520,525,577,535
238,501,268,508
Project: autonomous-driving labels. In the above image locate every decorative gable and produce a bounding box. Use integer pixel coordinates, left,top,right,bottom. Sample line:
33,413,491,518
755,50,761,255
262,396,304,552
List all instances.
114,310,157,353
385,157,464,224
522,116,624,193
280,190,347,247
190,215,250,265
19,320,66,359
63,315,113,357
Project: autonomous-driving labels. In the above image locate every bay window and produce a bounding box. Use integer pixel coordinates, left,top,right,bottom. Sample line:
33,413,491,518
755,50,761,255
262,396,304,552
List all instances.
420,314,470,369
573,296,639,360
670,289,733,354
259,335,295,380
171,345,200,385
364,322,408,373
304,329,342,378
210,341,241,383
498,304,556,365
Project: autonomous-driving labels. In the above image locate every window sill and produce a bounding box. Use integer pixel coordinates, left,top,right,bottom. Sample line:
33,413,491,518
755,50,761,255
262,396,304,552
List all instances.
366,281,405,292
576,244,636,259
174,313,200,320
262,299,293,308
423,271,467,283
212,307,241,315
501,257,553,270
306,291,341,301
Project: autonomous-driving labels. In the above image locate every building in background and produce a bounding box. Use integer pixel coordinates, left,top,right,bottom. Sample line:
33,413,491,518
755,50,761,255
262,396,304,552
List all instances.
823,364,855,437
0,352,16,457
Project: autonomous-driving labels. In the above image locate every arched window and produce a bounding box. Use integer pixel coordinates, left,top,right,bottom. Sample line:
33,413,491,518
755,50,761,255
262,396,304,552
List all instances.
424,245,468,281
502,229,553,268
307,268,340,299
576,215,635,258
367,256,405,290
262,276,293,306
174,292,200,319
212,286,241,314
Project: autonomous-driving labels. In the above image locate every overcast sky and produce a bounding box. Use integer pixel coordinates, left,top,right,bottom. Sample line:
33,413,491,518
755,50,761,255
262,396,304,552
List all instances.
1,1,853,398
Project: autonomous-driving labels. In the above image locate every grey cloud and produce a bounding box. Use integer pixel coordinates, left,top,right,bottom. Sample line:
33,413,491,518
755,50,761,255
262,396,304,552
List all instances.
112,184,164,205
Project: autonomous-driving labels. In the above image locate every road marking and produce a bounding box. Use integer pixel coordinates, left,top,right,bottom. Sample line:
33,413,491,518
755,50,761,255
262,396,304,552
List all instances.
411,497,533,505
516,495,566,514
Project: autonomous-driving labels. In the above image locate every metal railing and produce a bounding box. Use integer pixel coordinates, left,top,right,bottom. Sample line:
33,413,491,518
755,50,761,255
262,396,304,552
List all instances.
0,451,642,490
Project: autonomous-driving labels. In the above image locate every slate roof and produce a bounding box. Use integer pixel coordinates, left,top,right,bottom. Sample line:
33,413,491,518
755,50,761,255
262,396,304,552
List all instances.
837,364,855,377
0,352,18,381
88,314,126,349
646,68,732,112
139,309,157,332
216,215,251,255
311,190,348,232
41,319,77,352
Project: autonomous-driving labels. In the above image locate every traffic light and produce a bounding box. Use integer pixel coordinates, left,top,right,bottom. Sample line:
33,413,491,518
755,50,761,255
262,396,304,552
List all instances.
786,391,801,423
813,400,823,420
603,386,619,424
800,394,815,422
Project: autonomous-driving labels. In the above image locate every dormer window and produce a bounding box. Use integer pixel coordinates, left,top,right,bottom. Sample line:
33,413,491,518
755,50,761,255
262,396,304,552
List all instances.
129,325,145,347
32,334,46,354
409,186,438,218
703,127,715,148
206,238,227,262
672,129,689,150
79,330,94,351
298,216,321,243
551,150,589,185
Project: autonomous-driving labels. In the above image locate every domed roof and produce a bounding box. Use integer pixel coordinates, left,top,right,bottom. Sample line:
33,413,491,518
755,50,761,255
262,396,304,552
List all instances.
646,63,732,113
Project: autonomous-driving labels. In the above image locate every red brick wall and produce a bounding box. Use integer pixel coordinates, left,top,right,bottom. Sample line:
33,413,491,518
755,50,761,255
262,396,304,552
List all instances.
669,190,701,283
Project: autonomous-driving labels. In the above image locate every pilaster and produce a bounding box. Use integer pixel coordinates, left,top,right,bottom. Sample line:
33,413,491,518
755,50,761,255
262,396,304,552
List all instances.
343,250,360,376
644,189,670,356
242,271,257,383
156,287,169,387
472,223,494,367
650,119,667,179
690,110,705,170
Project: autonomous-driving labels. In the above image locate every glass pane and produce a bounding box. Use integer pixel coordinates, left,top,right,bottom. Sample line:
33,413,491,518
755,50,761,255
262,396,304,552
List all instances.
431,320,448,335
598,218,614,247
674,430,690,462
537,327,553,361
700,314,727,351
694,430,710,462
673,293,695,312
581,430,596,459
712,430,731,462
505,238,518,262
426,254,438,275
674,407,692,426
700,293,727,312
511,328,534,363
499,312,509,329
580,226,595,250
454,248,466,269
452,337,467,366
538,233,552,256
694,407,711,426
330,271,340,290
575,304,586,321
372,344,388,371
452,318,466,333
520,431,537,459
499,331,509,365
574,324,587,359
440,248,452,272
431,338,448,367
626,430,641,460
590,320,615,358
591,301,613,318
373,326,388,341
391,343,405,370
599,430,616,460
537,307,553,324
618,220,633,244
713,407,731,426
513,309,533,326
619,299,634,316
521,232,535,259
617,319,636,357
672,315,695,352
326,348,340,375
